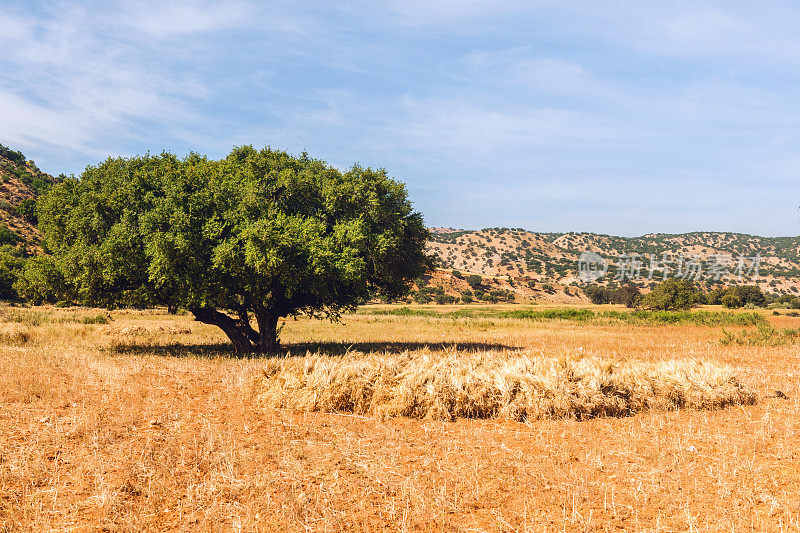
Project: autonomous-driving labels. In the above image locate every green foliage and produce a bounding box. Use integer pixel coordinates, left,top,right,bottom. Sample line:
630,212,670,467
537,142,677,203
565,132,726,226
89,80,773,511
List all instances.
466,274,483,289
582,284,641,307
614,284,641,308
460,289,474,303
36,147,432,352
721,322,799,346
503,308,594,321
0,144,26,164
81,313,112,324
14,255,70,305
617,310,764,326
362,306,765,326
0,247,24,300
708,285,767,308
451,269,463,279
16,198,37,224
0,225,20,246
435,294,458,305
641,279,703,310
486,289,515,303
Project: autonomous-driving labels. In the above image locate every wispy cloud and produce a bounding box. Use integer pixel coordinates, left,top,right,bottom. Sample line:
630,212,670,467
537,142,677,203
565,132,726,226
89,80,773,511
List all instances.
0,0,269,166
121,0,256,37
2,1,800,235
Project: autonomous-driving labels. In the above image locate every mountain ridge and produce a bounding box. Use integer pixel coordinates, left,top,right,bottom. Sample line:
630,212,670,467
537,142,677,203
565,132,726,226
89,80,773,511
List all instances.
426,227,800,301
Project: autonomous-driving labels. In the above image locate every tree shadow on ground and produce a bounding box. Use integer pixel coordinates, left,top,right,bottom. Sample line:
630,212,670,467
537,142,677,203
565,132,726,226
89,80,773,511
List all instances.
109,341,520,358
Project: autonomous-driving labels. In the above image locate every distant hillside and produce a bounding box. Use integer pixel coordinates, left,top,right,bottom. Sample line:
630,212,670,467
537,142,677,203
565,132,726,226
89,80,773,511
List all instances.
426,228,800,302
0,144,59,250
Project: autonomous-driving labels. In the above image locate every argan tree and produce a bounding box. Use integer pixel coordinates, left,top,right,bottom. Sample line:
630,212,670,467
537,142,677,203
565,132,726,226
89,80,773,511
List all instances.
640,279,702,311
36,146,432,353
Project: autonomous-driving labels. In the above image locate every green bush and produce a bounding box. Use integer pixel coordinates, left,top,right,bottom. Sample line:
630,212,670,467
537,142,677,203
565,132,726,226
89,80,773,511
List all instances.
16,198,37,224
466,274,483,289
0,248,24,300
435,294,458,305
82,314,112,324
711,285,767,308
0,226,20,246
503,308,594,321
641,279,703,310
13,255,71,304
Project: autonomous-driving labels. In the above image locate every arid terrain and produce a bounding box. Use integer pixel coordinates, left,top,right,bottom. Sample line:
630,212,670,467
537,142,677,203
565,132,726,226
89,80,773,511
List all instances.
1,304,798,530
426,228,800,302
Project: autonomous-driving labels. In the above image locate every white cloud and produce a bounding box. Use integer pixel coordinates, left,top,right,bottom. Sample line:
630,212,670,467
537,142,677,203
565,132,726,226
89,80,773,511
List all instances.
0,1,264,166
463,48,591,93
120,0,267,38
383,0,530,26
396,96,622,157
661,8,751,49
0,89,97,154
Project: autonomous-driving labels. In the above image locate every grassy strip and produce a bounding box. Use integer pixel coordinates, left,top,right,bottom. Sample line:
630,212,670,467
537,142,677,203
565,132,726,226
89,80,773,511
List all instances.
721,322,800,346
0,309,112,326
364,306,766,326
600,310,765,326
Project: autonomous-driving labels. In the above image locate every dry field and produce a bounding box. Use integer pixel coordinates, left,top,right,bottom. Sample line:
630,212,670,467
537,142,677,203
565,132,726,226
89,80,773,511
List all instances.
0,304,799,531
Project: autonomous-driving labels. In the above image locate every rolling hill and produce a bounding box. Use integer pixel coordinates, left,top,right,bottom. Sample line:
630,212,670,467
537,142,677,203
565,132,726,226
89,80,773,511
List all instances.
0,144,59,250
425,227,800,303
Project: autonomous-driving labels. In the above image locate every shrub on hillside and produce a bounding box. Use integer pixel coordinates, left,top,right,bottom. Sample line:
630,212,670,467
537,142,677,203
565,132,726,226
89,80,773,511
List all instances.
0,226,20,246
466,274,483,289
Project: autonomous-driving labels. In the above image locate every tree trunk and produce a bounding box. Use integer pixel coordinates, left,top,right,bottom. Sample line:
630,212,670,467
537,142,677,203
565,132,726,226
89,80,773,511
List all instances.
189,306,255,354
254,307,280,353
235,305,261,345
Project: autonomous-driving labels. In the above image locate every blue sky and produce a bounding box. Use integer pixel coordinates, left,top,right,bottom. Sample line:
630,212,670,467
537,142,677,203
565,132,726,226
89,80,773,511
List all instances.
2,1,799,236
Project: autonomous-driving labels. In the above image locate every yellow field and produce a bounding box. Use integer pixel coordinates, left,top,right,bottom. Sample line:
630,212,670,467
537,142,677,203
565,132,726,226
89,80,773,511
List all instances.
1,304,799,530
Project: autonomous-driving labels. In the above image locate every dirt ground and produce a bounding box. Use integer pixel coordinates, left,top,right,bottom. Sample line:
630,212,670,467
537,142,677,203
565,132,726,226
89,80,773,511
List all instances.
0,305,798,531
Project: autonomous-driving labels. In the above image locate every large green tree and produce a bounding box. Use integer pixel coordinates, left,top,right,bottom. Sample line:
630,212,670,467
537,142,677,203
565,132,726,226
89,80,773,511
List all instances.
37,146,432,352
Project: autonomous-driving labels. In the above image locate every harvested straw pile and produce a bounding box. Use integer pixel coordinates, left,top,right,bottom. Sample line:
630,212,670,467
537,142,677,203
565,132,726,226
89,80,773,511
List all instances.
257,350,756,420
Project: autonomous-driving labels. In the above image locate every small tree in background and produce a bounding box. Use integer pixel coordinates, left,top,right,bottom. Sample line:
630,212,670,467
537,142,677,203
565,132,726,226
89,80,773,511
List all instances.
708,285,767,308
614,284,642,308
641,279,703,310
466,274,483,289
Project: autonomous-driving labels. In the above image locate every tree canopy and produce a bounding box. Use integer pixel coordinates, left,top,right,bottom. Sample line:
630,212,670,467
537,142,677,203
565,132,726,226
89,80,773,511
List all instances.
640,279,703,311
35,146,432,352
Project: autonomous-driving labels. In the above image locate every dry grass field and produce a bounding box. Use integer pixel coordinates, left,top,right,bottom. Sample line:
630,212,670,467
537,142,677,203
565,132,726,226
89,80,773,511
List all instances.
1,303,799,531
